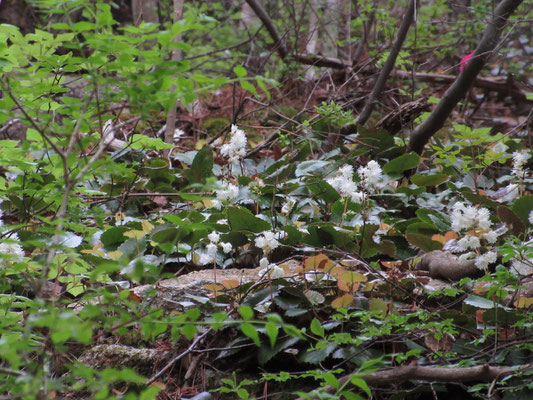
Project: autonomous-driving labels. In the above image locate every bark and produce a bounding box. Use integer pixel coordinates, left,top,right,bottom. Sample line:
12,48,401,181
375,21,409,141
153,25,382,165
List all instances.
355,0,416,126
132,0,159,25
304,0,319,80
407,0,524,155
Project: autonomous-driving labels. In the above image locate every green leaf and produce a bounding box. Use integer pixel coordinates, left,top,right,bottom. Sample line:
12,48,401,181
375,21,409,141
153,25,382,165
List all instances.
265,322,279,348
226,206,271,233
383,152,420,174
101,227,128,247
239,305,254,320
350,376,371,397
241,322,261,346
405,233,442,252
310,318,324,338
511,195,533,225
130,134,174,150
322,372,339,389
340,391,364,400
233,65,247,77
240,80,259,99
497,206,526,236
411,173,449,186
184,146,213,184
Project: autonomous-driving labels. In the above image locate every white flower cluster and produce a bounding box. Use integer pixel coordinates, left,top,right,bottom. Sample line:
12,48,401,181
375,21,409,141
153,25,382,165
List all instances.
0,208,25,267
258,257,284,280
511,151,530,179
198,231,233,265
450,202,492,232
211,181,240,210
327,161,385,203
255,231,280,255
357,160,385,190
220,124,247,164
446,201,501,270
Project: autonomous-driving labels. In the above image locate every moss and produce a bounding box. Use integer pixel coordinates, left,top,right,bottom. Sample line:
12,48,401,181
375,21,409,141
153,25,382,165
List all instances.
202,116,230,136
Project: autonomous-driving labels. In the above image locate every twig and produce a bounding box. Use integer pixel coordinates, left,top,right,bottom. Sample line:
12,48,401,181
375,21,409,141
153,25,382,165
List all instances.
145,329,211,386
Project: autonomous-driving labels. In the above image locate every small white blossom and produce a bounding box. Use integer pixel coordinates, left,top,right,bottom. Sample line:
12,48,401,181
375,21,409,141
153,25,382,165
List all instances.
258,258,284,279
529,211,533,225
511,151,529,179
475,251,497,270
327,166,356,198
198,253,214,265
357,160,384,189
0,233,24,266
221,242,233,253
208,232,220,243
350,191,365,203
220,124,247,163
450,202,491,232
458,252,475,262
457,235,481,251
173,128,185,141
481,230,498,244
255,231,280,254
216,181,240,203
206,243,218,257
476,208,492,230
210,199,222,210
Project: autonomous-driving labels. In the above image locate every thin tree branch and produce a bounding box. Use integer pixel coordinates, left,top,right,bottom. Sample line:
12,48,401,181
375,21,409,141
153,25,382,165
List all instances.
245,0,288,59
355,0,416,126
297,364,533,399
407,0,524,155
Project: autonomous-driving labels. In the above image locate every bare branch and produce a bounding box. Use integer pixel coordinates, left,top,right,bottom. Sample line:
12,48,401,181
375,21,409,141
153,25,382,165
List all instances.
408,0,524,155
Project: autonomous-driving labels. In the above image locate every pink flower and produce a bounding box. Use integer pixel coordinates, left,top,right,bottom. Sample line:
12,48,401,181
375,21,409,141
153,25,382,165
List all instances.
460,51,474,72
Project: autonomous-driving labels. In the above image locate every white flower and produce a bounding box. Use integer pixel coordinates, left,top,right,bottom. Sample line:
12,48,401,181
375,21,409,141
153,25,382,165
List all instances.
208,232,220,243
255,231,280,254
220,124,247,163
357,160,384,189
216,181,240,203
511,151,529,178
475,251,497,270
173,128,185,141
476,208,492,230
221,242,233,253
210,199,222,210
458,252,475,262
457,235,481,251
350,191,364,203
206,243,218,257
198,253,214,265
450,202,491,232
327,165,358,198
0,233,24,266
281,198,296,214
258,258,284,279
529,211,533,225
481,230,498,244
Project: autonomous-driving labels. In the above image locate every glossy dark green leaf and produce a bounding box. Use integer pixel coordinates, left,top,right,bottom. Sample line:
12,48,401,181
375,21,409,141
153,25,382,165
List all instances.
226,206,271,233
411,173,449,186
383,152,420,174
